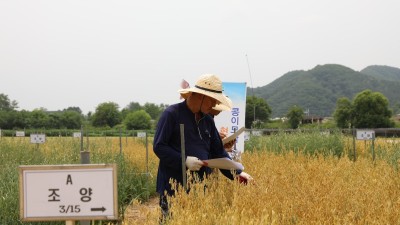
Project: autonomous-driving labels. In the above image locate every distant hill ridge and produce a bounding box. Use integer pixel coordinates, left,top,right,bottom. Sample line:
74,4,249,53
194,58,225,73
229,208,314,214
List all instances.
251,64,400,118
361,65,400,82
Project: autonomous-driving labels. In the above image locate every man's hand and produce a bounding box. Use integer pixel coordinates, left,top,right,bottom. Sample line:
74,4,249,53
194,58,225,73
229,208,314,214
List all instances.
223,139,236,152
219,131,236,152
219,131,228,139
185,156,204,171
238,171,253,185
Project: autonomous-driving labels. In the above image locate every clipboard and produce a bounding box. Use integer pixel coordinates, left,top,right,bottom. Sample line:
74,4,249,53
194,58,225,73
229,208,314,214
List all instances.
222,127,245,144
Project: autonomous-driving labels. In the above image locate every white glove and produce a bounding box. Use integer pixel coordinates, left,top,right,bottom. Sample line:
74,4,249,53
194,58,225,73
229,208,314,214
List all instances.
238,172,253,184
185,156,204,171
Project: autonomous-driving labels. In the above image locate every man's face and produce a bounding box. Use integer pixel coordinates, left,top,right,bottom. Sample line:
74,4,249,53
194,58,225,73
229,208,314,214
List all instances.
198,94,217,114
201,96,217,114
209,108,221,116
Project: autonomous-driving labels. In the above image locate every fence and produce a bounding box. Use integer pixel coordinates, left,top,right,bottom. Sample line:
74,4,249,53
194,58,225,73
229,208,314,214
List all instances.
2,128,400,139
0,128,155,138
248,128,400,138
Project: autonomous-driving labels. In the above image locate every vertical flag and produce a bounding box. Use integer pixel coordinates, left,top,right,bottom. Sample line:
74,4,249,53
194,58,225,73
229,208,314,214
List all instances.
214,82,247,154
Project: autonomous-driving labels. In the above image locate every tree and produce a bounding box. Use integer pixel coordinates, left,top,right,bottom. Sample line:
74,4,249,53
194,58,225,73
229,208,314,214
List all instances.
286,105,304,129
61,110,82,129
333,97,353,128
92,102,121,128
0,110,27,129
47,113,63,129
13,110,31,129
143,102,163,120
63,106,82,115
0,111,13,129
124,110,152,130
0,93,18,111
121,102,143,120
125,102,143,111
245,96,272,128
352,90,394,128
30,109,50,129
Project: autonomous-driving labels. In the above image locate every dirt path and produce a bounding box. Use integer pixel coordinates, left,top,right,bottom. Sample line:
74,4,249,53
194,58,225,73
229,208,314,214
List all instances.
123,196,159,224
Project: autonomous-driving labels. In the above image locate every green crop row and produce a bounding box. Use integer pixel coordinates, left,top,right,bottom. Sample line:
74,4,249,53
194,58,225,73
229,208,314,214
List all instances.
0,137,156,225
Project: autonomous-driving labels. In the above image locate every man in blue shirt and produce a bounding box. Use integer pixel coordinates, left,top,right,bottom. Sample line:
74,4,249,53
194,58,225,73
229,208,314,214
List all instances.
153,74,253,218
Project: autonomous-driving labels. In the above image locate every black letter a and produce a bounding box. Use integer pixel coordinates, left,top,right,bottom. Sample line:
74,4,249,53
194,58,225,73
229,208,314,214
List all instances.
66,174,73,185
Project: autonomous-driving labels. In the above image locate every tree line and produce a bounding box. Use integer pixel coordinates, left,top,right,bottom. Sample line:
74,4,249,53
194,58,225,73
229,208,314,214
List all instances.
0,93,167,130
0,89,397,131
246,89,397,129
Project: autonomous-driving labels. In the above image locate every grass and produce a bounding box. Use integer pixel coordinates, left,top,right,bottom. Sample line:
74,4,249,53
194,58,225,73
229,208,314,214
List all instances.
245,129,345,157
0,136,157,225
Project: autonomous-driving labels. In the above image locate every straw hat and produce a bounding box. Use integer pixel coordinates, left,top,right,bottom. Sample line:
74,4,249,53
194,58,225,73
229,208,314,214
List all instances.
178,74,232,109
213,95,233,111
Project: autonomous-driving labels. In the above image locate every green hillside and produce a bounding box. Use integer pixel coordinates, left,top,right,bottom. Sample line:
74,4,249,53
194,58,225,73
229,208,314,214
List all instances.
360,65,400,82
252,64,400,118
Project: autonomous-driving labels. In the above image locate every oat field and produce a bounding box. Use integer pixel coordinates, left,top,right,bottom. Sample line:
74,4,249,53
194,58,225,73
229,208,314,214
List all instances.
123,132,400,225
2,131,400,224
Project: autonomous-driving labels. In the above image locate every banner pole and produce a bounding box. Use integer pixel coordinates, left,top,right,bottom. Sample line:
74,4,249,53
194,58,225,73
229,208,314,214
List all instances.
180,124,187,191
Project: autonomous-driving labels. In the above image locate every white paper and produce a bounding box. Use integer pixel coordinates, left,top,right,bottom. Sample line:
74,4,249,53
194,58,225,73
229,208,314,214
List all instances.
203,158,244,170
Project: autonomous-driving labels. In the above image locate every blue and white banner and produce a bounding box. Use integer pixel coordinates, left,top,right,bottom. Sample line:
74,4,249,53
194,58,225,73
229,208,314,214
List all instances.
214,82,247,153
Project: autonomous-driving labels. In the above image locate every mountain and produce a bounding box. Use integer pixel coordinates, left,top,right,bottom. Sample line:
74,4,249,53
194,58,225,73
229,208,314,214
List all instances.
251,64,400,118
360,65,400,82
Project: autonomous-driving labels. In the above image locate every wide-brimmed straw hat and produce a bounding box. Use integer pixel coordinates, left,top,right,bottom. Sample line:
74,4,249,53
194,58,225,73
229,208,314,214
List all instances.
178,74,232,109
213,95,233,111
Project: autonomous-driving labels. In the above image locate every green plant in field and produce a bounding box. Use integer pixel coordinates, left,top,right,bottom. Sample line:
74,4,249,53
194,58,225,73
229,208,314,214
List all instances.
0,137,156,225
0,139,56,224
245,129,345,157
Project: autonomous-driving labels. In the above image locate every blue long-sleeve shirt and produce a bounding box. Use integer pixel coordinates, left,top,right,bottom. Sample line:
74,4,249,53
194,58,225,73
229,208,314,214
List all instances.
153,101,237,196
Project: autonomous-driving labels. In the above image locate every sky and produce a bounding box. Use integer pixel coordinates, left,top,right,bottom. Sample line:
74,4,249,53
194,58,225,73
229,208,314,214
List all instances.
1,0,399,114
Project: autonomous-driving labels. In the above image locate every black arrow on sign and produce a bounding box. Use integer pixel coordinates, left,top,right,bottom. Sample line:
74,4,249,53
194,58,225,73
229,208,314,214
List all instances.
91,207,106,212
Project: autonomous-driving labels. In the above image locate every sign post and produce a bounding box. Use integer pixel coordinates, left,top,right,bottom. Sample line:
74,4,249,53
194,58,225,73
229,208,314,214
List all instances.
30,133,46,150
19,164,118,222
16,131,25,137
73,132,81,138
356,129,376,161
137,131,150,200
30,134,46,144
180,124,187,191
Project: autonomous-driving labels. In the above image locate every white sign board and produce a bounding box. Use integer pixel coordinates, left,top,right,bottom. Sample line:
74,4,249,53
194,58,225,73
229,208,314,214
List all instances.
19,164,118,221
244,131,250,141
356,130,375,140
252,130,262,136
16,131,25,137
73,132,81,138
137,132,146,138
30,134,46,144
